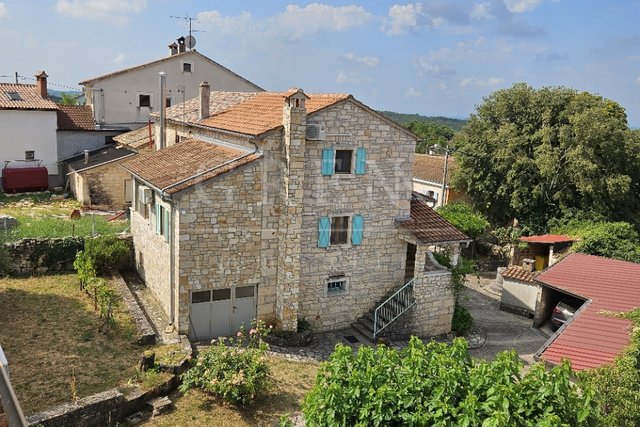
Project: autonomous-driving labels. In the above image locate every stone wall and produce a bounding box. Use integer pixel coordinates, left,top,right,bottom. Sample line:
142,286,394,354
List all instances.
297,100,415,331
70,160,133,209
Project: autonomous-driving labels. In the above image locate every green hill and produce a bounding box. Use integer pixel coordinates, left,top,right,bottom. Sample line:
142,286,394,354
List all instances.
379,111,467,131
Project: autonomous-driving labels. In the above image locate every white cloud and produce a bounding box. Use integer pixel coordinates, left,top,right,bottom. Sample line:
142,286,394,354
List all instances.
336,70,347,84
384,3,424,35
343,52,380,67
55,0,147,25
459,76,504,87
0,3,6,18
198,4,371,41
405,87,421,98
471,2,493,19
112,53,125,64
503,0,543,13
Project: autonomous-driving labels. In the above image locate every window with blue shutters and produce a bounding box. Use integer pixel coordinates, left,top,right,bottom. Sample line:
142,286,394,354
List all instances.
322,149,334,176
355,148,366,175
318,217,330,248
351,214,364,245
155,202,170,242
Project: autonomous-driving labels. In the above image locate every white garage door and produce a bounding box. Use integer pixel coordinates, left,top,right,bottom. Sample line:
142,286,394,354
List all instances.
189,286,256,340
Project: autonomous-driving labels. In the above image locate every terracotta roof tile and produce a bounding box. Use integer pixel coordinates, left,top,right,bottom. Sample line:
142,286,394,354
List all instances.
114,125,154,150
519,234,575,244
122,139,260,194
502,265,539,283
413,154,456,185
57,105,95,130
535,253,640,370
0,83,58,110
397,192,471,244
199,91,349,136
164,91,258,123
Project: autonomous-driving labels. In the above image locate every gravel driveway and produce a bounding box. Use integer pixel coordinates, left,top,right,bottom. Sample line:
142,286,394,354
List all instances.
461,273,550,365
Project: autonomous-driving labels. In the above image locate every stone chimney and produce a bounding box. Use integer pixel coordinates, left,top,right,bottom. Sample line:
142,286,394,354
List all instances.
199,82,210,120
35,71,48,99
177,37,186,53
275,88,309,331
168,42,178,56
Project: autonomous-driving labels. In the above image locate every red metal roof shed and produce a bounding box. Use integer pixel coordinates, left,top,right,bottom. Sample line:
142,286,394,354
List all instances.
519,234,575,244
535,253,640,370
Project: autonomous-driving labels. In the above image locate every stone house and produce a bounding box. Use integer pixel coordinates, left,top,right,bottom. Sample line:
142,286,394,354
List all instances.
122,88,470,340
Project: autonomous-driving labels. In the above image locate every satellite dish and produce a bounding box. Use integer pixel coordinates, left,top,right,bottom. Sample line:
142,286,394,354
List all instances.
185,35,196,49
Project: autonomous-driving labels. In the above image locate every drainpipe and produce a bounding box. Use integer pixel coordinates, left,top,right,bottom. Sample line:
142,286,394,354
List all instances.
440,148,449,207
158,72,167,150
169,202,176,328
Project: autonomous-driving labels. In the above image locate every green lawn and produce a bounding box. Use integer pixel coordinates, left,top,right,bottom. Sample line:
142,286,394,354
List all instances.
0,274,145,414
0,197,128,241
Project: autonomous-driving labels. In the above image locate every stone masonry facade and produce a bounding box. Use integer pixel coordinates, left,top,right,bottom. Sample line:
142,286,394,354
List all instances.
130,91,458,338
71,161,132,208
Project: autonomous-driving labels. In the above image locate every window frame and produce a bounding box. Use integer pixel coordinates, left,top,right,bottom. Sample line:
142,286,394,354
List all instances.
24,150,35,161
138,93,151,108
334,149,353,174
330,216,350,245
181,61,194,73
325,276,349,296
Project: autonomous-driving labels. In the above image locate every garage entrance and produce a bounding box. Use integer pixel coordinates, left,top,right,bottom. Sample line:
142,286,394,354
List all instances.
189,285,256,340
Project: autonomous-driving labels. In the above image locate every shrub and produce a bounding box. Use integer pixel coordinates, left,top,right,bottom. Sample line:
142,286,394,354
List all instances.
436,202,489,239
451,304,472,335
303,336,598,426
180,320,271,405
84,236,130,274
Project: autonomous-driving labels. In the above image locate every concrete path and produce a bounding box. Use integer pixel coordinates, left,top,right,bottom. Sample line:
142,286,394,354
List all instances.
462,274,550,365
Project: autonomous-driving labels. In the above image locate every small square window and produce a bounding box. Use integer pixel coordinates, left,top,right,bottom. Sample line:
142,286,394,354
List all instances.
165,97,172,108
334,150,353,174
25,150,35,161
183,62,192,72
138,94,151,107
327,277,347,294
330,216,349,245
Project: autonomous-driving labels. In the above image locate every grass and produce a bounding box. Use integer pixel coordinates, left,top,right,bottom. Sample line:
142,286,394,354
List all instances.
143,356,319,426
0,274,146,414
0,197,128,241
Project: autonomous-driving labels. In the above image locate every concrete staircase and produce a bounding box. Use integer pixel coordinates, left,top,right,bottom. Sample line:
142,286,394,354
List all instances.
351,278,416,342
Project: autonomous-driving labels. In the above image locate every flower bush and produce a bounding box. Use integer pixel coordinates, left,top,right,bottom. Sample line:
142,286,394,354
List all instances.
180,319,271,405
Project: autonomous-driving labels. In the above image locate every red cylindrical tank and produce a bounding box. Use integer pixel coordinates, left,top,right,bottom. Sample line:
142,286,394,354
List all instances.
2,166,49,193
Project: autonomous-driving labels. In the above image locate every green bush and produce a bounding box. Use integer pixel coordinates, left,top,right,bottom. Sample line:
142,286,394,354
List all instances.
84,236,130,274
180,320,271,405
303,336,598,426
436,202,489,239
451,304,473,335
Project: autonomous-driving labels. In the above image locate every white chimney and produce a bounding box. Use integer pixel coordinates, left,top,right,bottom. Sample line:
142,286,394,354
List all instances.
168,42,178,56
84,150,89,164
199,81,210,120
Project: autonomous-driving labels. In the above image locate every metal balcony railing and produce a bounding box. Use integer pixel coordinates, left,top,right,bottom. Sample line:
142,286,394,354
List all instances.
373,278,416,338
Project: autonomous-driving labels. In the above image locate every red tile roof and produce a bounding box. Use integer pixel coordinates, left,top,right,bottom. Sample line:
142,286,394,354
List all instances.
520,234,575,244
57,105,95,130
113,125,154,150
198,91,351,136
413,154,456,185
0,83,58,110
122,138,260,194
502,265,539,283
397,193,471,244
536,253,640,370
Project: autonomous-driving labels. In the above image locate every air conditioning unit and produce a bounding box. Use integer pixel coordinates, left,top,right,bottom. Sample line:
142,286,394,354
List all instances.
138,186,152,204
306,123,326,140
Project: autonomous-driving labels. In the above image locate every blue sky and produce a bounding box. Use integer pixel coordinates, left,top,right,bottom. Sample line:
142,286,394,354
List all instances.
1,1,639,126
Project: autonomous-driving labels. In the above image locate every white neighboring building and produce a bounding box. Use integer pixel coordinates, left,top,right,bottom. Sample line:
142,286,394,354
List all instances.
79,38,263,130
0,72,59,186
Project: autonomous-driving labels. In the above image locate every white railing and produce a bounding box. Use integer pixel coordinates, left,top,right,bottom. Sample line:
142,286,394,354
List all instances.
373,278,416,338
0,345,28,427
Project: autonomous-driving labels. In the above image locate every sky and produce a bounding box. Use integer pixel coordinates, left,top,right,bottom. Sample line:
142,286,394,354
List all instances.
1,1,639,126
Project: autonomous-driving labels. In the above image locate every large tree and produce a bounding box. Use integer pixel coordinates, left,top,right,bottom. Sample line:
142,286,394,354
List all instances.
452,83,640,232
407,120,455,153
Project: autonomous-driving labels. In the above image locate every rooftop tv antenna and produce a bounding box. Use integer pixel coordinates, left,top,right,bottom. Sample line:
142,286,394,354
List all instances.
170,13,204,50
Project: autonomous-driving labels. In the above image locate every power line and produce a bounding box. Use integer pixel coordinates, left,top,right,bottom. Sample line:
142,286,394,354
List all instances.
12,74,82,92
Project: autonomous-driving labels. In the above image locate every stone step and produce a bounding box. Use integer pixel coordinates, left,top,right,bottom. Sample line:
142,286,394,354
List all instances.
350,321,374,342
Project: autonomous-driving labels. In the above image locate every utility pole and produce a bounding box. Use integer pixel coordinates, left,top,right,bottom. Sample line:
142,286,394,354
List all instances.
440,148,449,207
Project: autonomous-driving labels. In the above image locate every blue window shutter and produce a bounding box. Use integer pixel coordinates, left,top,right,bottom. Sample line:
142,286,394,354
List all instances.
322,148,334,176
155,204,161,235
355,148,366,175
163,207,170,242
352,215,364,245
318,217,330,248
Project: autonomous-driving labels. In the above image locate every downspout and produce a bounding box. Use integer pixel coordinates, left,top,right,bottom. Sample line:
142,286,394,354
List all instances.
440,148,449,207
169,201,176,328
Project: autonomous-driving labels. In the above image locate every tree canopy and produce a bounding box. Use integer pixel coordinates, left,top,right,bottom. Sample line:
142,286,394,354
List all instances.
452,83,640,232
407,120,455,154
436,202,489,239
